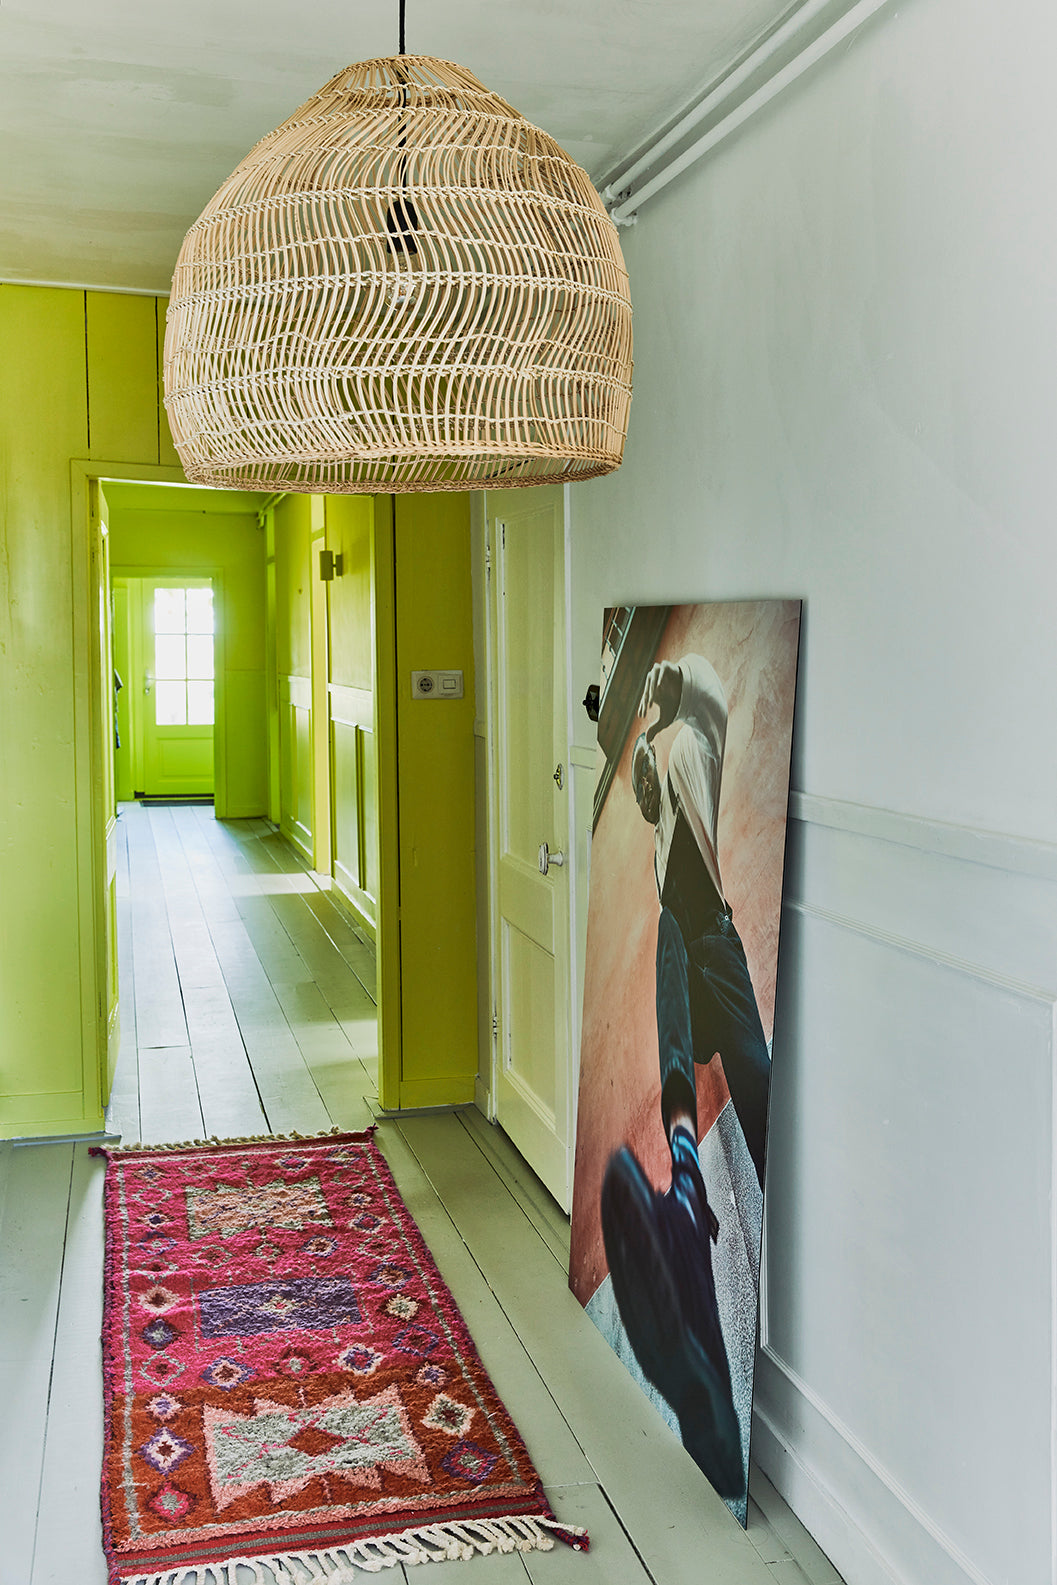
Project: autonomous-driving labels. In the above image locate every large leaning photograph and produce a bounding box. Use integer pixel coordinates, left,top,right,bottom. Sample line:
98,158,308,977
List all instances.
569,599,801,1524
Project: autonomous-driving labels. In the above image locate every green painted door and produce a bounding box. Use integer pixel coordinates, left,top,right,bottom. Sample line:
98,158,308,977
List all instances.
141,578,215,797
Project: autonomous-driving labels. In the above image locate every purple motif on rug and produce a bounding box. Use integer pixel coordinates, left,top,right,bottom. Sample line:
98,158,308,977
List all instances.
197,1276,362,1336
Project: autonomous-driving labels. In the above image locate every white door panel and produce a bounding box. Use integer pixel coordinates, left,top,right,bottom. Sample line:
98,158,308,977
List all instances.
487,487,572,1209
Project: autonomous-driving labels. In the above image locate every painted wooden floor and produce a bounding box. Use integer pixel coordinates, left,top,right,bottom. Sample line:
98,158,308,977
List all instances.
0,803,844,1585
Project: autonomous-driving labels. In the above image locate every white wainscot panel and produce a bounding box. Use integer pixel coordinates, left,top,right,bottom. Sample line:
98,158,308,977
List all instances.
756,804,1055,1585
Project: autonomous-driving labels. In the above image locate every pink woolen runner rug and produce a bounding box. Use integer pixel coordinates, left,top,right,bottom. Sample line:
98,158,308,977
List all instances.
95,1127,586,1582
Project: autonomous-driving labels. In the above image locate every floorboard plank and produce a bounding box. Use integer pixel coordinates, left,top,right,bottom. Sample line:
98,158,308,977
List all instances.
531,1485,651,1584
208,818,378,1001
749,1469,843,1584
233,892,316,987
105,1031,142,1144
0,1141,12,1248
0,1145,74,1583
201,917,333,1135
149,808,230,995
32,1145,108,1584
300,888,377,994
457,1109,571,1268
170,807,242,926
376,1122,595,1490
124,807,188,1050
138,1044,204,1145
271,979,375,1132
172,826,335,1138
396,1114,774,1585
267,910,379,1063
185,982,268,1139
266,889,372,992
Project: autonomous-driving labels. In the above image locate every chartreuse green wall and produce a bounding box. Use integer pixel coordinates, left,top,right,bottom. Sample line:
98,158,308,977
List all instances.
270,489,477,1111
0,283,183,1138
392,493,477,1108
0,280,478,1135
105,482,268,818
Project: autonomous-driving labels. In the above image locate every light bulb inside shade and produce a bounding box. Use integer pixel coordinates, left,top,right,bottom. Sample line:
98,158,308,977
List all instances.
385,194,419,255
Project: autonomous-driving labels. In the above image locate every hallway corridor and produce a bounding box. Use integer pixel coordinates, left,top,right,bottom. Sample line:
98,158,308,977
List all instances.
0,806,840,1585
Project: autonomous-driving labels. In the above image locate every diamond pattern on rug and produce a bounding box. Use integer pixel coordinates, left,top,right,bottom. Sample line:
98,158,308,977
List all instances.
139,1429,193,1474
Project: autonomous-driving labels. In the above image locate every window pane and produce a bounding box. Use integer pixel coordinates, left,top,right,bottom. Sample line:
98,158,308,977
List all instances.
154,588,185,634
186,681,214,726
155,634,187,680
186,588,214,634
185,635,214,681
155,681,186,725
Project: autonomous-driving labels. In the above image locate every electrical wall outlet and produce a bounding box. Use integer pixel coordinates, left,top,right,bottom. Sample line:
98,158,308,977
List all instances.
411,669,464,699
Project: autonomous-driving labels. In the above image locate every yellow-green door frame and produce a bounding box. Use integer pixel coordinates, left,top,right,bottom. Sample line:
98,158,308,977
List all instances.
70,458,188,1122
372,495,400,1113
73,464,458,1123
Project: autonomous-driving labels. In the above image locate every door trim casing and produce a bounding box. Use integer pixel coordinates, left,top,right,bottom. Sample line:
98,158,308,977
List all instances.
70,457,188,1123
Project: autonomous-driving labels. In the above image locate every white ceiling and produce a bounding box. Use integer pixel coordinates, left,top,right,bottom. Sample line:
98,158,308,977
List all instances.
0,0,797,293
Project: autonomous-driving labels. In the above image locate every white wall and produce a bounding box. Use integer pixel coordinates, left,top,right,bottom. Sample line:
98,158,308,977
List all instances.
567,2,1057,1582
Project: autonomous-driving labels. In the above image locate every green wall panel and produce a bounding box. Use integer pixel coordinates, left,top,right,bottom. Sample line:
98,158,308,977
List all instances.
0,285,93,1132
394,493,477,1099
275,495,313,681
0,284,193,1138
86,292,159,465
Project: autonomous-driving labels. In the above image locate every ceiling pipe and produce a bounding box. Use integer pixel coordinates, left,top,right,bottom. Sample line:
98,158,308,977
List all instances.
606,0,893,225
604,0,833,199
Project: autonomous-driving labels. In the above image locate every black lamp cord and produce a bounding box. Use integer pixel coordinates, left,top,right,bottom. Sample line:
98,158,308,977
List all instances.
391,0,417,251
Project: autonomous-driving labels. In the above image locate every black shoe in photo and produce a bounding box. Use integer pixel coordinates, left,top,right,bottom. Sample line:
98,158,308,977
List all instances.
601,1145,745,1499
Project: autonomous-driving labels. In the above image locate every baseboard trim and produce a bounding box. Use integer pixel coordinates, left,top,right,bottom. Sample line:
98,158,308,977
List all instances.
753,1348,995,1585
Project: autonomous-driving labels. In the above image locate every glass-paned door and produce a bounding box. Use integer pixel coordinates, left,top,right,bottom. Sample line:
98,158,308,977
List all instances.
142,578,215,796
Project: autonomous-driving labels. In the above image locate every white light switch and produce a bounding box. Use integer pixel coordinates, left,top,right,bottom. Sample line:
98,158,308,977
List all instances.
411,669,464,699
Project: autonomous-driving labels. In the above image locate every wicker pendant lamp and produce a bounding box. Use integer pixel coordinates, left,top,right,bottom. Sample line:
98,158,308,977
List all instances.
163,49,633,494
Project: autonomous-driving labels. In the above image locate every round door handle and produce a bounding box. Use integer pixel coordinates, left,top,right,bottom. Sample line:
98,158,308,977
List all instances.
538,842,565,875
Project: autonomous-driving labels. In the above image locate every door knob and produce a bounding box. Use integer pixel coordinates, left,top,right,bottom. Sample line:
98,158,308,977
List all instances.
538,842,565,875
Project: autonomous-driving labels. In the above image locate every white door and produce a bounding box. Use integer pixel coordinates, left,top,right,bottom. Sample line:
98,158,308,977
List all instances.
486,487,572,1209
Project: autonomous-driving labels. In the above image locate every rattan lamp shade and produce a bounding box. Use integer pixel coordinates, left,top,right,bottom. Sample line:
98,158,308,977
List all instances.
163,55,632,493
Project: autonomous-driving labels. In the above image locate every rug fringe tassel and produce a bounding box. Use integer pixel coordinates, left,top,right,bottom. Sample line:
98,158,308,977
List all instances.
119,1514,589,1582
92,1125,375,1158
